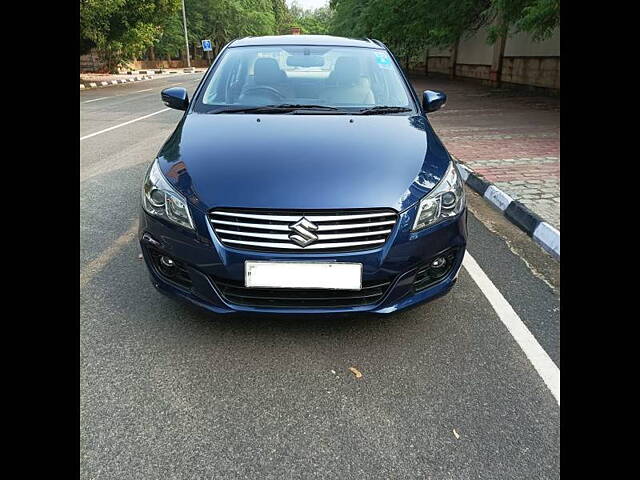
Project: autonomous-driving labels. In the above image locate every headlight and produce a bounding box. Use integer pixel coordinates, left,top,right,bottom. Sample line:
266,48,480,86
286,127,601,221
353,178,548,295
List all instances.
142,160,195,230
412,161,465,231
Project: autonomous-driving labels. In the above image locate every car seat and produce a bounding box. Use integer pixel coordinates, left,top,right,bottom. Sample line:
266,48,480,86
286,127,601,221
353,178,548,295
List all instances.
240,58,294,102
321,57,374,105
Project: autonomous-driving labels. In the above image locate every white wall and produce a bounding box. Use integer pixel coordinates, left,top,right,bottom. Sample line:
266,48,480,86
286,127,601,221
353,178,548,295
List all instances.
456,25,493,65
418,23,560,90
504,27,560,57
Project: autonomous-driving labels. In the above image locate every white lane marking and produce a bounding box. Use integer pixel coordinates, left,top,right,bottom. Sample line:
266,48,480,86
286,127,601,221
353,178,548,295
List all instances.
136,88,153,93
463,252,560,405
80,108,171,141
83,97,108,104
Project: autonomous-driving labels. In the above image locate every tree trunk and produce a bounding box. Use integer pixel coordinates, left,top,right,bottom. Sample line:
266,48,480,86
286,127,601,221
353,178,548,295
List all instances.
490,22,507,87
449,38,459,79
424,48,429,77
149,46,155,61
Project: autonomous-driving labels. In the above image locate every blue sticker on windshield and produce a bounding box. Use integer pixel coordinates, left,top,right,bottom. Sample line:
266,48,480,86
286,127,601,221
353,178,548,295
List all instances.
375,52,392,68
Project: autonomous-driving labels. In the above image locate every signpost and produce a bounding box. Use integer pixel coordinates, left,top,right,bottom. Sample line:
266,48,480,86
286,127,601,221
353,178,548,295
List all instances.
181,0,190,68
202,40,213,66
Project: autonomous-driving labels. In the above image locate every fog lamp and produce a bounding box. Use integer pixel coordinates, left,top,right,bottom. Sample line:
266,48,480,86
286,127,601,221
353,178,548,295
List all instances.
160,256,175,268
431,257,446,268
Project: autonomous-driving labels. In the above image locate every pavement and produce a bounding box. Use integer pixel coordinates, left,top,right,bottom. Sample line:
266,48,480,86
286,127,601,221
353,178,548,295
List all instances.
410,75,560,230
80,73,560,479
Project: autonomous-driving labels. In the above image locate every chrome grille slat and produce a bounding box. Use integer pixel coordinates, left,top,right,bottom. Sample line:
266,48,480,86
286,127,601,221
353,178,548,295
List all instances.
317,220,396,231
213,210,396,222
211,218,396,231
210,219,292,231
222,239,386,249
215,228,392,241
209,208,398,253
215,229,293,241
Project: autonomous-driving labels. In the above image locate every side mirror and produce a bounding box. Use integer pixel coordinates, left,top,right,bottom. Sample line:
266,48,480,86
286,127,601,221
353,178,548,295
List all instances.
422,90,447,113
161,87,189,111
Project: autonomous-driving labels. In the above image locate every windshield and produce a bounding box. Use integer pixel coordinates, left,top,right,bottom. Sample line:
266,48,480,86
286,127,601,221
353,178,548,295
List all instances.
194,45,415,114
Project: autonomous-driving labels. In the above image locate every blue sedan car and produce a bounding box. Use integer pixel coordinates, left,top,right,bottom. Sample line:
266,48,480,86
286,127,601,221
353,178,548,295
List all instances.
139,35,467,314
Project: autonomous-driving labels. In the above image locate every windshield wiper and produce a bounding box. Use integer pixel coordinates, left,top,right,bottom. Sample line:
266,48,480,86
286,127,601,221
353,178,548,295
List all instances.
210,104,341,114
211,105,294,114
270,104,340,111
356,106,413,115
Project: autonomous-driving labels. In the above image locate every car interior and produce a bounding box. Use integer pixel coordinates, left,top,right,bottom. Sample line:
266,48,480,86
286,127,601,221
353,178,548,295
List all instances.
201,47,410,108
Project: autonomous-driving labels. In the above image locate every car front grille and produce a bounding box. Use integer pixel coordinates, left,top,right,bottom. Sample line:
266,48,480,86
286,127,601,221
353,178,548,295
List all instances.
212,276,393,308
208,208,398,253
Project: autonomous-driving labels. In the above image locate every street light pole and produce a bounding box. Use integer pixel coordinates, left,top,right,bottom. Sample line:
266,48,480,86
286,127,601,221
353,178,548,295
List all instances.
181,0,191,68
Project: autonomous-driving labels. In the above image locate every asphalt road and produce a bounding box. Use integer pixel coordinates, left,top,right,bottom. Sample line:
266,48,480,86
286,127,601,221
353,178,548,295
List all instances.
80,73,560,479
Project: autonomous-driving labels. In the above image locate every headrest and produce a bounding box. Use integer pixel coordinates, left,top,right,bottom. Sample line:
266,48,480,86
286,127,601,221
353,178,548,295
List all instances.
332,57,361,86
254,58,284,85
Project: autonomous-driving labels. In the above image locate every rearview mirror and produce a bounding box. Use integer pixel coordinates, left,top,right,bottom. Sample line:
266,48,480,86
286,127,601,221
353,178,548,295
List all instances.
161,87,189,111
286,55,324,67
422,90,446,113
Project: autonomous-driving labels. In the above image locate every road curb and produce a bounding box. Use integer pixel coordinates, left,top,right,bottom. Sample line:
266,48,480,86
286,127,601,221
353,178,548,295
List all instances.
80,69,205,90
456,160,559,259
80,75,153,90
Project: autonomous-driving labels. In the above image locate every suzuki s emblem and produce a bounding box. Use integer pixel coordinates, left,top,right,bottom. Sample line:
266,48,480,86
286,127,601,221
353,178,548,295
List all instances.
289,217,319,247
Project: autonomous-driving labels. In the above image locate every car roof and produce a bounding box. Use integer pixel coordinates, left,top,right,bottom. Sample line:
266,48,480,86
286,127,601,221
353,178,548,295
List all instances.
230,35,383,49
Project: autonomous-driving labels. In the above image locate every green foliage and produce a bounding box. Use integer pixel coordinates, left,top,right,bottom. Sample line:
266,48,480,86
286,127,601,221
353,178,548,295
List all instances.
81,0,558,74
185,0,276,47
272,0,292,34
81,0,282,71
80,0,126,54
80,0,334,71
331,0,490,50
487,0,559,41
330,0,559,58
288,2,333,35
153,11,185,59
80,0,181,71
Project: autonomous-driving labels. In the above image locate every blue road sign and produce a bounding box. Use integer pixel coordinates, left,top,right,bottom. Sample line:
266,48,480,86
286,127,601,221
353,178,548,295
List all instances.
202,39,212,52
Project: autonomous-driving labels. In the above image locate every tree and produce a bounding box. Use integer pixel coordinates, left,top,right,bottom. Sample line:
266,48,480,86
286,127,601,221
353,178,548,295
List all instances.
178,0,275,55
80,0,125,55
331,0,491,47
487,0,560,42
82,0,555,75
154,12,185,60
329,0,559,58
80,0,181,71
272,0,292,34
289,2,333,35
81,0,285,71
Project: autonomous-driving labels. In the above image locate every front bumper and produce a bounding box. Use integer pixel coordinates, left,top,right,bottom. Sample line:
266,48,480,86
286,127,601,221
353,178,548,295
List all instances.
138,204,467,315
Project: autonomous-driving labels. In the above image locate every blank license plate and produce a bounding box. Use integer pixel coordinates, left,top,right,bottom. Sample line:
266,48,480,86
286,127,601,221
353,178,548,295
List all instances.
245,261,362,290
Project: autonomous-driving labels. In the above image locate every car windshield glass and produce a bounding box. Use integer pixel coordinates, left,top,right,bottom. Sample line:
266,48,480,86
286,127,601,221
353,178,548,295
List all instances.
194,45,414,114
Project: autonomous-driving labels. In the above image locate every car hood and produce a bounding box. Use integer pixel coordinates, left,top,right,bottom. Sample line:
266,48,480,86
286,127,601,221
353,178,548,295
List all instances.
157,113,451,213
